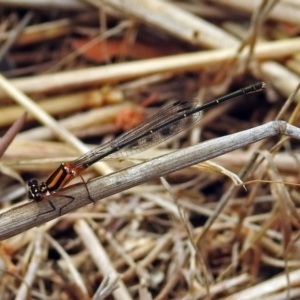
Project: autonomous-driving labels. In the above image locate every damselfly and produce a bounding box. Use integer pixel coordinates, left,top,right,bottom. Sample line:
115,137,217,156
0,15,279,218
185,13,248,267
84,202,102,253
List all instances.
28,82,265,214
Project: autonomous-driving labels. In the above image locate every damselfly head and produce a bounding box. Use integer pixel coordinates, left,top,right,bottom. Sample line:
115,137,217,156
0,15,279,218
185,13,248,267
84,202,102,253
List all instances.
28,179,43,201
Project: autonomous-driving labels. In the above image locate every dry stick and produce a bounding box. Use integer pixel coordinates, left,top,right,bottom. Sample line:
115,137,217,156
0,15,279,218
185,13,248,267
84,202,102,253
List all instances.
97,0,239,48
0,73,127,296
210,0,300,26
195,84,300,246
12,19,72,46
75,220,133,300
0,113,26,157
0,73,113,176
14,229,43,300
0,1,91,11
0,74,91,152
1,120,300,241
224,269,300,300
45,233,88,295
45,20,131,73
277,83,300,122
0,37,300,98
0,11,33,62
210,88,300,282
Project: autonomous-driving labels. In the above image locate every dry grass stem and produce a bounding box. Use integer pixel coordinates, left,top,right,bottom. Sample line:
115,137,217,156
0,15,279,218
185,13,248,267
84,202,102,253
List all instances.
211,0,300,25
1,2,300,299
0,37,299,98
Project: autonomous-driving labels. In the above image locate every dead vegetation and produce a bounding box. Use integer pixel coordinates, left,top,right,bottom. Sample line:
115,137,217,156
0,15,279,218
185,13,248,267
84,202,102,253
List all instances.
1,1,300,299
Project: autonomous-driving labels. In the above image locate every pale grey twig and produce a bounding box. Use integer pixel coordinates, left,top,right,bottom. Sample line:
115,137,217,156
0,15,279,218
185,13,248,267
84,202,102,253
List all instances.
0,120,299,241
0,11,33,63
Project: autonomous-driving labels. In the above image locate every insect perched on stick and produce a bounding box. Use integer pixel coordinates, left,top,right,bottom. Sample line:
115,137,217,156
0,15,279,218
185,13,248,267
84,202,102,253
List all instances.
28,81,266,216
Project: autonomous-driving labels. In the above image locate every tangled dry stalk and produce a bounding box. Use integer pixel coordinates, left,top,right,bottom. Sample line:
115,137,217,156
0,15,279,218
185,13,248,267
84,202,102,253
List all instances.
1,1,300,299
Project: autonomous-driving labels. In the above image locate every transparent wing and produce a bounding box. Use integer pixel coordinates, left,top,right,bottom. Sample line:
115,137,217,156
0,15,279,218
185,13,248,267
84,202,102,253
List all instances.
72,100,202,168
